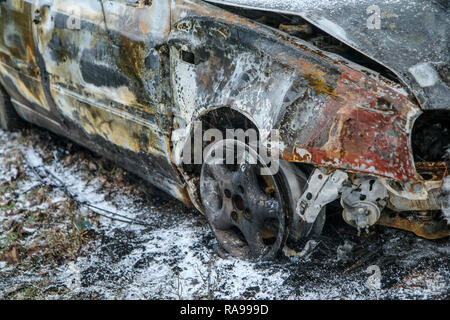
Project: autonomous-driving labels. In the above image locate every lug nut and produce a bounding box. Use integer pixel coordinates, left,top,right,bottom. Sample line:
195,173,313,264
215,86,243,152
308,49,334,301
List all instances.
243,208,252,220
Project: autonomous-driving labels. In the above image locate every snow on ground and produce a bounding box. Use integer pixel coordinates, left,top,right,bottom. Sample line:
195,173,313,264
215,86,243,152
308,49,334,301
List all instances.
0,127,448,299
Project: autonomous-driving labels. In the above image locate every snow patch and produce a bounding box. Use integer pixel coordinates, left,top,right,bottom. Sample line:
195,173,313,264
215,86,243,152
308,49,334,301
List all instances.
408,62,439,88
22,148,44,167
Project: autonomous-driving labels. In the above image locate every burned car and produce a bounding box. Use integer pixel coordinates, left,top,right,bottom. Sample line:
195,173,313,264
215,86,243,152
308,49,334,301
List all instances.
0,0,449,260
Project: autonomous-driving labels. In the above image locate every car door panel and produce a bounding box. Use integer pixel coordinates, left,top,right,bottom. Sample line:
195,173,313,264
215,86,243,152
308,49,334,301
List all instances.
0,0,51,112
32,0,186,199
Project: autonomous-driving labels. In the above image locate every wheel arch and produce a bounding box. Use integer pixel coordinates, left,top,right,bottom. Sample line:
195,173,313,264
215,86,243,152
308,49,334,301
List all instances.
173,106,324,241
173,105,261,213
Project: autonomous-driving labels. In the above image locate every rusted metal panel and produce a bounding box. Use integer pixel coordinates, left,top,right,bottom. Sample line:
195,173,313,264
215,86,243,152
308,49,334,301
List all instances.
377,212,450,240
385,162,448,211
279,66,422,181
170,0,422,182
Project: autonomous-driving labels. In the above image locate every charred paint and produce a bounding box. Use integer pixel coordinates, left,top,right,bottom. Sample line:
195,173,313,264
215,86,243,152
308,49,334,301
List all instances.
279,66,421,182
0,1,49,110
0,0,190,203
170,1,421,182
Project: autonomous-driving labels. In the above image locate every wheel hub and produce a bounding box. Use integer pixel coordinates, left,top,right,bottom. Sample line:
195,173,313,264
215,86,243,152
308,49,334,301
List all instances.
200,139,286,260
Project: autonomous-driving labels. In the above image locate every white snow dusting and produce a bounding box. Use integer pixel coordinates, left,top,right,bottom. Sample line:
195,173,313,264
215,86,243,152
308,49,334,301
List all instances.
408,62,440,88
1,128,449,300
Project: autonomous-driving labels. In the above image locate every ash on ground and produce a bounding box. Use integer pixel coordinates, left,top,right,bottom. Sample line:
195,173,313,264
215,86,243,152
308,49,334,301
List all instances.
0,128,448,299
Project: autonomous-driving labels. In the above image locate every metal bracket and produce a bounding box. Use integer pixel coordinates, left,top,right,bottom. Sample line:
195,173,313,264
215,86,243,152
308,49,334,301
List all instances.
296,169,348,223
340,177,387,234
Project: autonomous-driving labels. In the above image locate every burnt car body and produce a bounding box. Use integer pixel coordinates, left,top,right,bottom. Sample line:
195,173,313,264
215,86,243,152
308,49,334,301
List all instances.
0,0,449,259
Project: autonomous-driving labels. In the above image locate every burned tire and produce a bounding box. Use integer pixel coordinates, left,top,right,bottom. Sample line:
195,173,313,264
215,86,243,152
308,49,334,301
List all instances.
200,139,292,260
0,85,23,131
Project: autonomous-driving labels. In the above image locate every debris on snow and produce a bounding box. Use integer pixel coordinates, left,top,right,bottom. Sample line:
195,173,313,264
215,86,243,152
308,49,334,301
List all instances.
0,128,448,300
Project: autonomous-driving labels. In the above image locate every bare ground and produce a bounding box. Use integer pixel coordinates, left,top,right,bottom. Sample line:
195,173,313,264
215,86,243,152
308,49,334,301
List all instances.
0,127,448,300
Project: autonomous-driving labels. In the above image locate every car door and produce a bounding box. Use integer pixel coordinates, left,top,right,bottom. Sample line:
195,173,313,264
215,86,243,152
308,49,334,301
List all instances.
33,0,185,199
0,0,52,113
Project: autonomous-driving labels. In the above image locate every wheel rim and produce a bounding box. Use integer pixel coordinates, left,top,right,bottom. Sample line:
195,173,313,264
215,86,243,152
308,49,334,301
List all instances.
200,139,286,260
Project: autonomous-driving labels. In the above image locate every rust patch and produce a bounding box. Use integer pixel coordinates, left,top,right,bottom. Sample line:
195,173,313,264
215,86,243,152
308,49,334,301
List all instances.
416,162,447,182
281,66,421,181
377,212,450,240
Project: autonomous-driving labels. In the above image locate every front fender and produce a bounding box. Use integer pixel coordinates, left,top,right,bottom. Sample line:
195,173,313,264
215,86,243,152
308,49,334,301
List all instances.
278,65,422,182
170,0,422,182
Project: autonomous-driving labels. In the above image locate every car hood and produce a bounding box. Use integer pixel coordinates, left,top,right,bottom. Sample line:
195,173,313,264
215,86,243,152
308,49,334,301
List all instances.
206,0,449,110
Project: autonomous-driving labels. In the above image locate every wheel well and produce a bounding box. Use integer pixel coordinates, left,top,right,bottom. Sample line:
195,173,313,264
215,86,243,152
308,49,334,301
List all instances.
181,107,259,178
412,110,450,162
178,107,325,241
177,107,259,212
